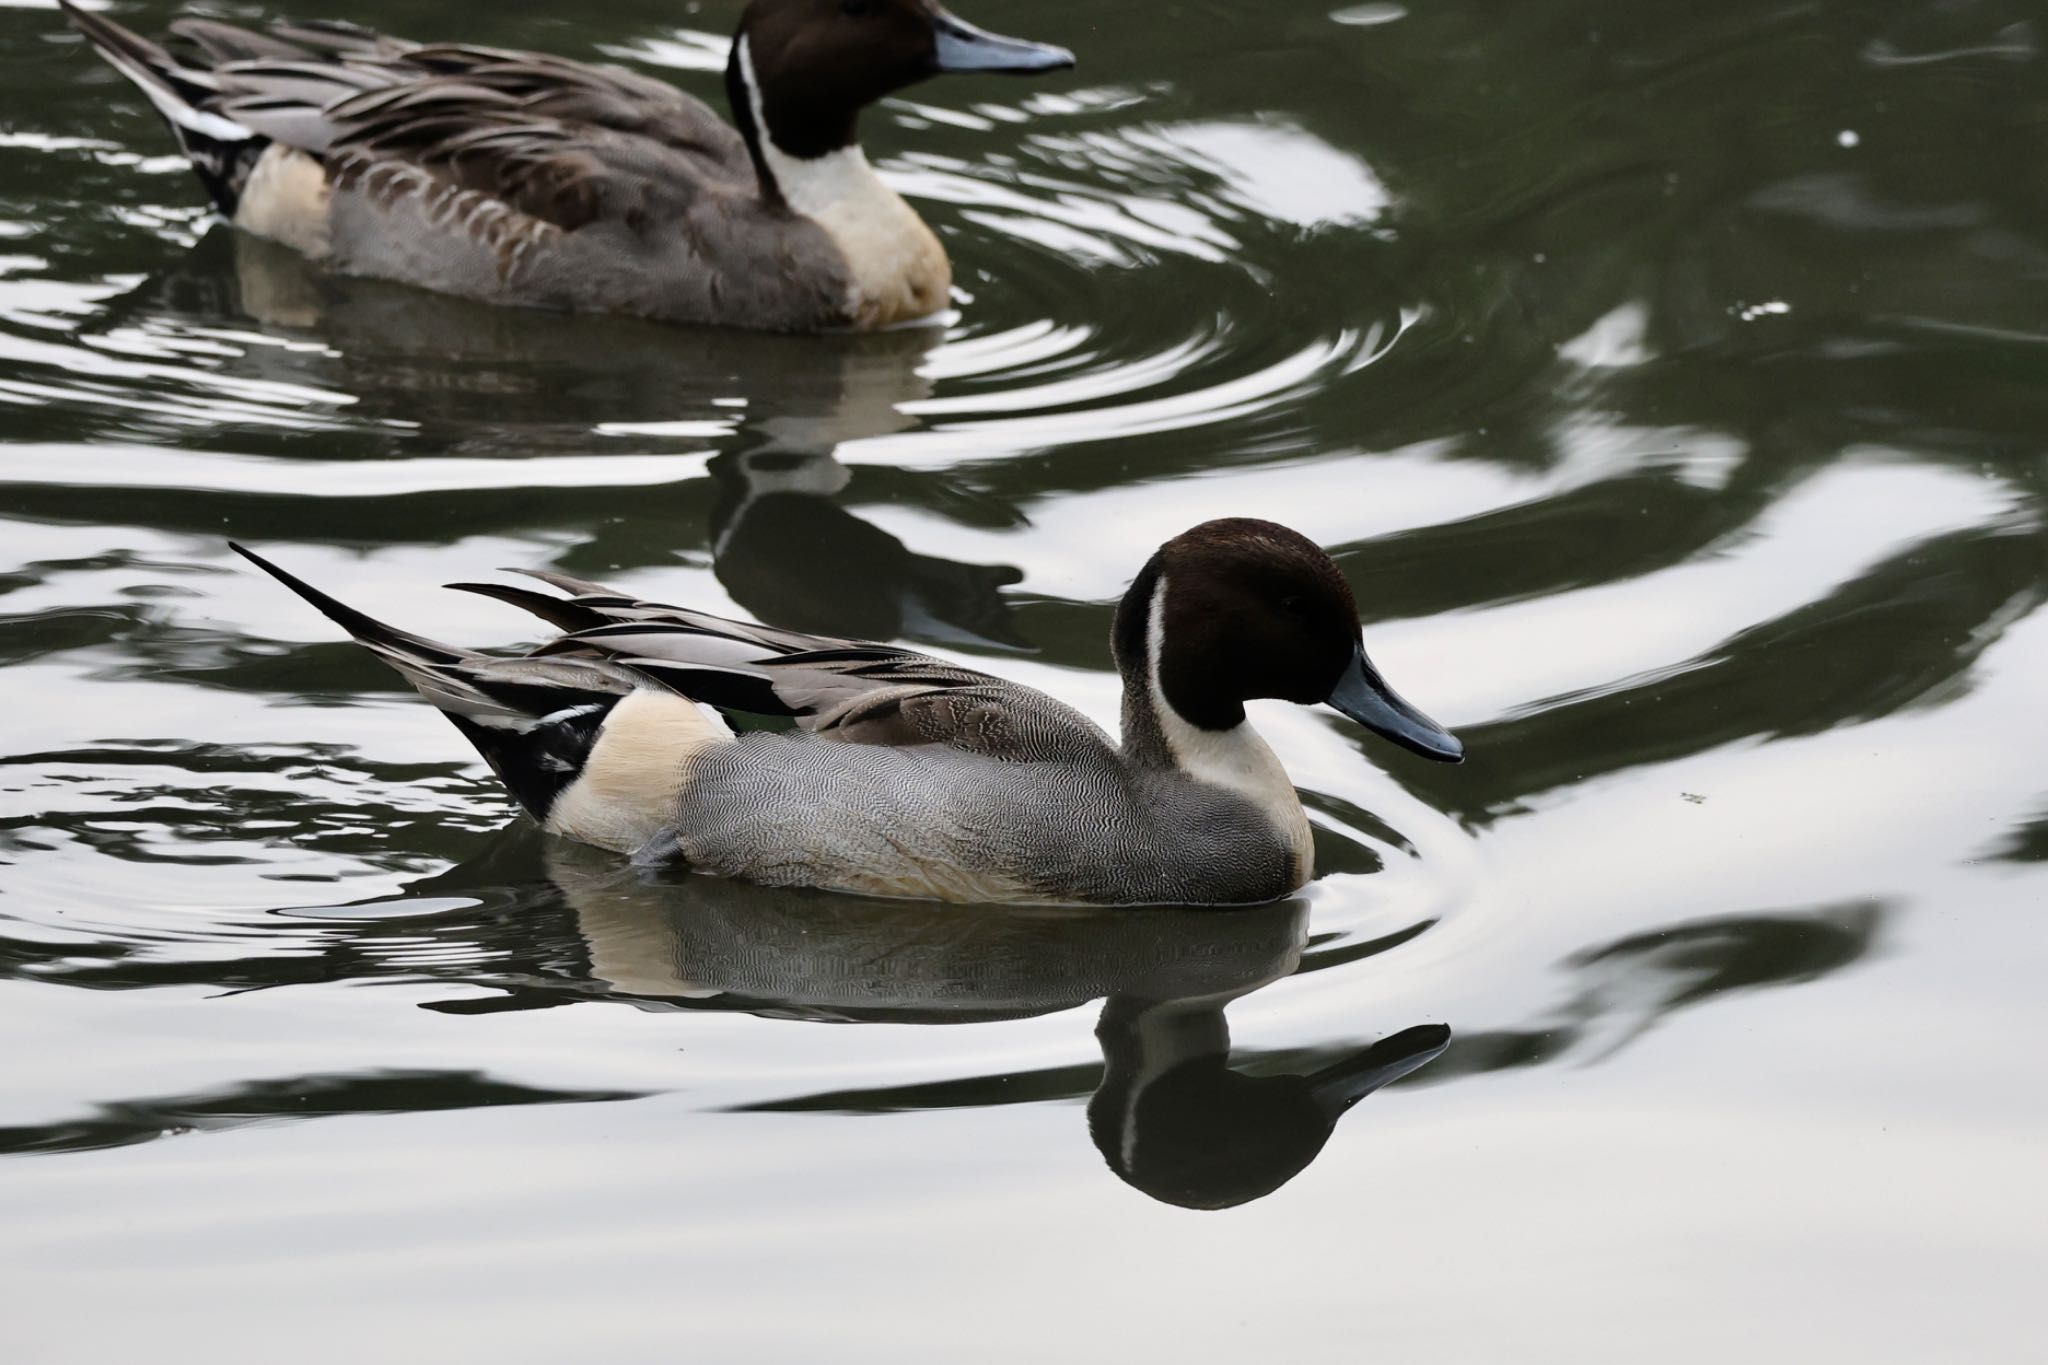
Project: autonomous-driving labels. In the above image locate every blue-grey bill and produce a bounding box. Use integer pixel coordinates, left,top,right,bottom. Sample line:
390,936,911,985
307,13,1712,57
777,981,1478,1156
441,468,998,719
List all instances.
931,8,1076,74
1325,646,1464,762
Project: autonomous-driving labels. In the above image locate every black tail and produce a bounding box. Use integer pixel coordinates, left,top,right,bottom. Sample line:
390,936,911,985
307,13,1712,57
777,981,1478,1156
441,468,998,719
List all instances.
230,543,628,823
230,541,464,668
62,0,267,215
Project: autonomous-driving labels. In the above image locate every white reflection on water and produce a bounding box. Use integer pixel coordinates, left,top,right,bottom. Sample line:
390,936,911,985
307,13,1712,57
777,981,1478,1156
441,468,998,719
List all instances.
1398,460,2026,721
870,331,1380,455
0,445,718,496
1126,119,1392,228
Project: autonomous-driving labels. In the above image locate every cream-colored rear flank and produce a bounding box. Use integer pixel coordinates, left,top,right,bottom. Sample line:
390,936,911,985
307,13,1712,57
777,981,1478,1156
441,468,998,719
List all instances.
546,690,733,855
232,145,334,258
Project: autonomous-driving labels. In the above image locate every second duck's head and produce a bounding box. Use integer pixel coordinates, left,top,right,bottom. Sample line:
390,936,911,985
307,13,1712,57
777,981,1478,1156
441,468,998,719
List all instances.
1115,519,1465,763
728,0,1074,161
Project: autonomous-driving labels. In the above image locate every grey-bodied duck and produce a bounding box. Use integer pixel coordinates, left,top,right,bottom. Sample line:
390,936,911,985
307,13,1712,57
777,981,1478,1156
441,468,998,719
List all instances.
62,0,1073,331
233,519,1463,905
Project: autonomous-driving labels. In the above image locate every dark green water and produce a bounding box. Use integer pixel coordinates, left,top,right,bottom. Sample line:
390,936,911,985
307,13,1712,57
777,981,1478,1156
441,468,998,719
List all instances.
3,0,2045,1358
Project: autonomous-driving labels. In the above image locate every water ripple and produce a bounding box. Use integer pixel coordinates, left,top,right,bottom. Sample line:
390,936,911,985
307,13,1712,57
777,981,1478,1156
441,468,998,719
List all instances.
0,5,2044,1320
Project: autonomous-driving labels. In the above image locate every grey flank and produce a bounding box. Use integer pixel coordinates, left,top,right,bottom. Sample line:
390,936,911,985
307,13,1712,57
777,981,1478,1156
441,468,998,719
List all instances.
670,730,1299,906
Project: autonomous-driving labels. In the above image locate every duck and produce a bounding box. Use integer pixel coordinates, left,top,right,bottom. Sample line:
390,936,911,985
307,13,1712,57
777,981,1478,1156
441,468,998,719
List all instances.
60,0,1074,333
232,517,1463,905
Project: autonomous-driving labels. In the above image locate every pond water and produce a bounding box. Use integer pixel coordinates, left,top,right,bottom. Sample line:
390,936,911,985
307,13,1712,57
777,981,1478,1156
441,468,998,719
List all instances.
2,0,2045,1359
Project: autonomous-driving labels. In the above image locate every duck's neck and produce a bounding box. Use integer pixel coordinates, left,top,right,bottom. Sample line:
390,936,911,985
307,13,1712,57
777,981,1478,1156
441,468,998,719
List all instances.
1116,575,1313,869
728,38,950,328
1092,994,1234,1172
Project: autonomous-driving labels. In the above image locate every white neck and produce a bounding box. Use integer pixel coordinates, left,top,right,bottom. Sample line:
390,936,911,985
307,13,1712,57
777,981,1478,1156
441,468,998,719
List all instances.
735,38,950,328
1144,577,1314,876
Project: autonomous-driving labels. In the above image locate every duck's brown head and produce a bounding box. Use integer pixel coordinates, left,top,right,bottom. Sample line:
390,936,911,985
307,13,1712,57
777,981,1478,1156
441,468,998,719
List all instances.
1114,518,1464,762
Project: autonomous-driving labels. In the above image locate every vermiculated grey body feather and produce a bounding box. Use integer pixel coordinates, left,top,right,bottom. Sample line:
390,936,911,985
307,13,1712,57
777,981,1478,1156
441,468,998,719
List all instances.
670,734,1299,905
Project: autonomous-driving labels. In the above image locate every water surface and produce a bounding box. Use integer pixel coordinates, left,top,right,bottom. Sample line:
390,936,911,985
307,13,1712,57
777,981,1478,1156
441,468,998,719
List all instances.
2,0,2045,1360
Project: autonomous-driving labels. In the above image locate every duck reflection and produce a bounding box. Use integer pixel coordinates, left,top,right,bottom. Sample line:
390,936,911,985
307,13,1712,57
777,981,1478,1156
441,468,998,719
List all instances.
1089,997,1446,1209
213,227,954,449
708,448,1029,649
544,842,1447,1207
119,228,1032,647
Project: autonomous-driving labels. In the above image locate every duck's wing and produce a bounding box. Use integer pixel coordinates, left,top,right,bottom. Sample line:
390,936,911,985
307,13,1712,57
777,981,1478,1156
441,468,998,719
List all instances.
300,46,753,231
453,572,1117,764
196,19,745,157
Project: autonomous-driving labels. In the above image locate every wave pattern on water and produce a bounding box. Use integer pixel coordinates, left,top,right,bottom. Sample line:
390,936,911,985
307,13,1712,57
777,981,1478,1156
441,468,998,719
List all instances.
0,0,2044,1343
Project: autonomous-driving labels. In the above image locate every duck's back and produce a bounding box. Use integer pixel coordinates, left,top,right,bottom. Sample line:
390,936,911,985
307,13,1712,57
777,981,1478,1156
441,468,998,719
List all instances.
242,42,858,329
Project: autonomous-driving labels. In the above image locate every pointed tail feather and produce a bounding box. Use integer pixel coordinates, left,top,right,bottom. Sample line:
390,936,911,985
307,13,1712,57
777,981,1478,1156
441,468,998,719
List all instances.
231,543,636,822
230,542,462,667
229,541,627,718
443,580,611,634
62,1,181,87
231,540,526,721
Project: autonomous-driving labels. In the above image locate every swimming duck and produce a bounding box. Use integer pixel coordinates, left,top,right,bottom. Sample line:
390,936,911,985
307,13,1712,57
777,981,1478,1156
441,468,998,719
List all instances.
233,518,1462,905
61,0,1073,332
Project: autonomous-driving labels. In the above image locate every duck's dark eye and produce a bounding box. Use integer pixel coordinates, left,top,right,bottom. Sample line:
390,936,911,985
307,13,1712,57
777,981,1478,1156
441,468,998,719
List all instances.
1279,594,1307,617
841,0,872,16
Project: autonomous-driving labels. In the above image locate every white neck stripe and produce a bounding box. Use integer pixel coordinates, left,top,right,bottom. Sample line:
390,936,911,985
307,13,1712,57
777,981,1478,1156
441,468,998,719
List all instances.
1144,577,1313,875
734,36,780,184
